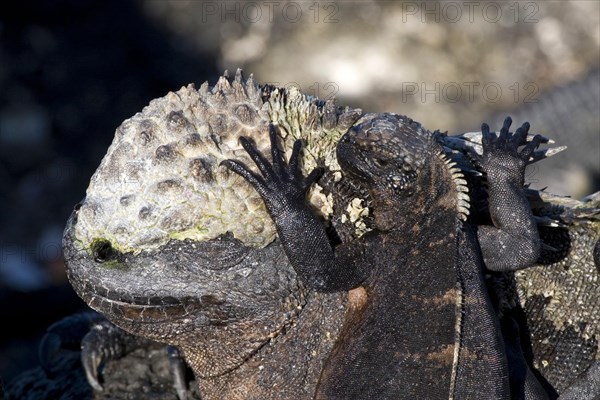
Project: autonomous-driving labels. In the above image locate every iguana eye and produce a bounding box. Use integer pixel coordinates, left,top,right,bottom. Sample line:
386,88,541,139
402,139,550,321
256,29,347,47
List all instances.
373,158,389,168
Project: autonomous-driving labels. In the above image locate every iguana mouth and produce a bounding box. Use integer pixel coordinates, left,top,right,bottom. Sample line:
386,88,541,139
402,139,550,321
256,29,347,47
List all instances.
83,282,184,307
67,272,194,323
88,295,190,323
65,218,311,333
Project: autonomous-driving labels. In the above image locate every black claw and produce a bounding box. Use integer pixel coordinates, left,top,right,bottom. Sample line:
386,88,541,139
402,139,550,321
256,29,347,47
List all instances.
502,116,513,131
238,136,252,150
82,349,104,392
167,346,189,400
268,123,278,142
81,329,106,392
220,159,265,189
498,116,512,144
520,134,543,159
238,137,256,161
268,124,285,175
511,122,530,146
239,137,273,179
289,139,303,176
38,312,104,375
481,122,493,150
221,159,272,200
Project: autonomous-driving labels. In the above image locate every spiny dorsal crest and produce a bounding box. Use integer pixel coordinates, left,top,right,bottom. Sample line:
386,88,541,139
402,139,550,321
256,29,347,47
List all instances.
436,150,470,221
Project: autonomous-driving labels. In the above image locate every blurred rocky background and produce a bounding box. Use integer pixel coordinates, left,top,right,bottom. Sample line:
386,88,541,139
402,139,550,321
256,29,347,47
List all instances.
1,0,598,392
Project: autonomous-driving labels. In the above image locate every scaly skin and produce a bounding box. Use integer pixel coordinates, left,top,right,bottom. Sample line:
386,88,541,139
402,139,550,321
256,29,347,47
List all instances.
63,70,360,399
60,72,600,399
224,115,552,399
513,191,600,397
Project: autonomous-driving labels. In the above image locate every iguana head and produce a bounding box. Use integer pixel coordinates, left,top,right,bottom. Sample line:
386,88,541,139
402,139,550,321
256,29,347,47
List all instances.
65,220,309,378
336,112,468,229
337,113,431,194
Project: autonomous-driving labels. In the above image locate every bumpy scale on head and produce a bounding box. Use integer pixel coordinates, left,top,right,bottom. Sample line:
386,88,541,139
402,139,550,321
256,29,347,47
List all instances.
73,70,363,254
337,113,470,222
338,114,429,189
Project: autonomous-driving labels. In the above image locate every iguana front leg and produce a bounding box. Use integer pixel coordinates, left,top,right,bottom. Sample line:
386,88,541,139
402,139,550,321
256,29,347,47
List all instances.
476,119,600,399
473,118,550,400
221,124,366,291
477,117,543,271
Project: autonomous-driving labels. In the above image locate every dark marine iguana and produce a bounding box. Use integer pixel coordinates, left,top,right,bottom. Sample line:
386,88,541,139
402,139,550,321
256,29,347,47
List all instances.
223,113,556,398
11,71,596,399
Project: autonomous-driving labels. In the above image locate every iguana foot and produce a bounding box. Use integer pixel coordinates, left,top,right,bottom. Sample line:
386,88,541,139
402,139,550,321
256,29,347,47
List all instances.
40,312,192,400
80,317,152,391
39,312,105,376
475,116,544,271
221,124,323,216
220,123,362,291
479,116,544,181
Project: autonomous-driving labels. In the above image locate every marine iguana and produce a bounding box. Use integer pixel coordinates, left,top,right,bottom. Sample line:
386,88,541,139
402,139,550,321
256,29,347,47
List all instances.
223,113,552,398
55,71,599,399
62,70,361,399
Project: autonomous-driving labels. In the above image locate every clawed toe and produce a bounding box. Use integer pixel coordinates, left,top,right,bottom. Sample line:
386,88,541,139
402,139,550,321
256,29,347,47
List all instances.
478,116,549,178
221,124,322,214
481,117,544,159
520,134,544,160
168,346,190,400
39,312,105,375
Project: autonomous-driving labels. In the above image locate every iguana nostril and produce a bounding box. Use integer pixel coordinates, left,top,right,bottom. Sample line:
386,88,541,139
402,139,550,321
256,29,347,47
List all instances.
92,240,115,263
